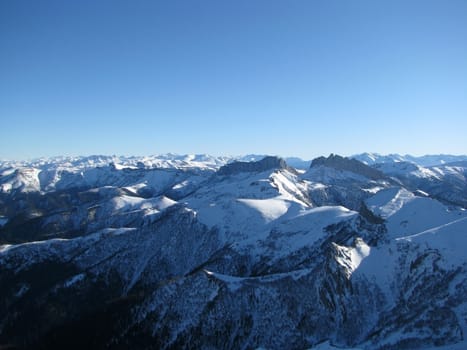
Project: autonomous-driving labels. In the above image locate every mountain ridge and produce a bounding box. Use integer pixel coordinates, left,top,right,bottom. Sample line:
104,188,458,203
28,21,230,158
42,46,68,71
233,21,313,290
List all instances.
2,152,467,171
0,153,466,349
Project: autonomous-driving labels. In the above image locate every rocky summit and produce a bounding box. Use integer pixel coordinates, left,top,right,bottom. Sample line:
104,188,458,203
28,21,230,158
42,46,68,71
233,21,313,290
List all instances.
218,156,289,175
0,154,466,349
310,154,386,181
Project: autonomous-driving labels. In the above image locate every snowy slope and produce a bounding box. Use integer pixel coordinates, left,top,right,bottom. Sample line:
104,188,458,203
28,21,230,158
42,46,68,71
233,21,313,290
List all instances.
0,154,466,349
366,187,467,237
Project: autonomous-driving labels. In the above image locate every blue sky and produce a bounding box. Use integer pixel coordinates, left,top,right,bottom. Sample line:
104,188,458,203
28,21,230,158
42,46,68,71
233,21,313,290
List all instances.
1,0,466,160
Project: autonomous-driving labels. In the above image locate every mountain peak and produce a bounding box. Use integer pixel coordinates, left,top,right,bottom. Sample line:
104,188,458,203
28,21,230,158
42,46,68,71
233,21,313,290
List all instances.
218,156,288,175
311,154,385,180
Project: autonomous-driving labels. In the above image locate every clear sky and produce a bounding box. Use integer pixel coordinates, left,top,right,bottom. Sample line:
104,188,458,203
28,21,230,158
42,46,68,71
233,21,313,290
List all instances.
1,0,466,160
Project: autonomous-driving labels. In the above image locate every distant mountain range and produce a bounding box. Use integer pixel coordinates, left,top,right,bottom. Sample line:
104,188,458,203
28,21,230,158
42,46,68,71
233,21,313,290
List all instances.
352,153,467,167
1,153,466,349
2,152,466,171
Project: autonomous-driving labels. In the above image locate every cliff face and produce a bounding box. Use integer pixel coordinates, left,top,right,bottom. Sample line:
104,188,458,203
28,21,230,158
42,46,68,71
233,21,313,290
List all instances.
310,154,386,181
218,156,288,175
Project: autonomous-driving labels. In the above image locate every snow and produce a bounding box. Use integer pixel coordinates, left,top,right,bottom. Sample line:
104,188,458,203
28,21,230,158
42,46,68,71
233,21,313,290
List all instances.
111,195,148,211
2,152,467,349
261,206,358,259
0,167,41,193
63,273,85,288
113,163,138,170
172,180,190,190
366,187,467,238
204,269,244,291
123,182,149,194
354,243,399,304
0,228,136,260
357,186,467,302
0,168,16,176
306,182,328,190
352,153,467,167
108,227,138,236
386,198,466,238
110,195,177,213
0,244,12,253
296,206,354,228
395,216,467,267
334,238,371,277
417,166,441,179
431,165,466,178
349,238,371,270
204,268,312,292
0,154,231,172
186,168,310,242
362,186,384,194
366,187,415,218
0,183,12,192
237,197,291,222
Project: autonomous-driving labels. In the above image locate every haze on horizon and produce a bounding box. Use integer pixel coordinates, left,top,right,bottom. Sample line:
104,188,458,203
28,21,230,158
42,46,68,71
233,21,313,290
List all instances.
1,0,466,160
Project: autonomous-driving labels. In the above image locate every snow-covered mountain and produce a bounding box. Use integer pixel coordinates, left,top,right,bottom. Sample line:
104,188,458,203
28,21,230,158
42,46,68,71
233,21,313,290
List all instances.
353,152,467,167
0,153,466,349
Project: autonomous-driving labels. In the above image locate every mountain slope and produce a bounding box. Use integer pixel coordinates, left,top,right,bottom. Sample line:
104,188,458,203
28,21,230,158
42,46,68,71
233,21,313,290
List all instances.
0,154,466,349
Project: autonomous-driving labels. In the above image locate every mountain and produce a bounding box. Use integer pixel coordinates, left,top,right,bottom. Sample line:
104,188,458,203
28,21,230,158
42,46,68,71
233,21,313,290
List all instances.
218,156,290,175
310,154,386,181
353,152,467,167
0,154,466,349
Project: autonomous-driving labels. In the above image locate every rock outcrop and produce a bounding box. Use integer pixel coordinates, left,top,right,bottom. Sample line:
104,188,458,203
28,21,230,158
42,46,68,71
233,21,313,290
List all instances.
311,154,385,180
218,156,288,175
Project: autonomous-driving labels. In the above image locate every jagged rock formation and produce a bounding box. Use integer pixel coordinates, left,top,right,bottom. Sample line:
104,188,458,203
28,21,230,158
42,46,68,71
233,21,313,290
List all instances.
311,154,385,180
218,156,288,175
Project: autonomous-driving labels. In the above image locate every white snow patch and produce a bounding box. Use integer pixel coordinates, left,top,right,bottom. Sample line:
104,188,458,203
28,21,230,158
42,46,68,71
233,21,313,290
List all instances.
280,205,357,236
0,244,12,253
172,180,190,190
237,197,290,222
204,269,244,292
111,195,147,211
334,238,371,277
123,182,148,194
349,238,371,270
110,195,177,213
366,187,415,218
362,186,384,194
305,182,328,190
112,163,138,170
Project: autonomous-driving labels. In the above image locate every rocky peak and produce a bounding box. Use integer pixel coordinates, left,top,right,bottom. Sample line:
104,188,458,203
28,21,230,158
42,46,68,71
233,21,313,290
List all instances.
310,154,385,180
218,156,288,176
